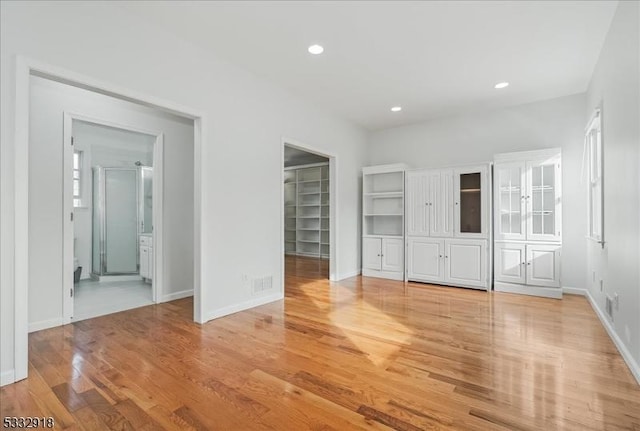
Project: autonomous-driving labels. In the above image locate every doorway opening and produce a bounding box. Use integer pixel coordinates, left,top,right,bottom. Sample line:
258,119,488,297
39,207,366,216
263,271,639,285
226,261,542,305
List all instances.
13,57,203,384
25,73,196,330
66,118,160,322
283,142,335,282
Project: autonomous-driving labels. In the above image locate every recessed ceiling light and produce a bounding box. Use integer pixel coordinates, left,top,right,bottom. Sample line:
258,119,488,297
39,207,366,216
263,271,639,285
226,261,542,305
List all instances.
308,44,324,55
391,106,402,112
494,82,510,89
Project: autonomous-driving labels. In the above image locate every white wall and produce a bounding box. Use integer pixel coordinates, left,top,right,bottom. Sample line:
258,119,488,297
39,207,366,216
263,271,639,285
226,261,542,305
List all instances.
73,120,155,280
0,2,367,383
585,0,640,380
27,75,194,331
368,93,587,290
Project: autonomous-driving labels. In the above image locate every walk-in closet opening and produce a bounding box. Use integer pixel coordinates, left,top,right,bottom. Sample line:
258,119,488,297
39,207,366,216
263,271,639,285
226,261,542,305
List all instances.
283,144,331,281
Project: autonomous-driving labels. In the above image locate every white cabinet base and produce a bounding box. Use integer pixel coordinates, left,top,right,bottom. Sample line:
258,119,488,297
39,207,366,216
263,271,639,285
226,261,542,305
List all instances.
446,239,486,288
407,238,489,290
494,241,561,298
139,235,153,283
494,281,562,299
362,268,405,281
362,236,404,281
407,238,444,283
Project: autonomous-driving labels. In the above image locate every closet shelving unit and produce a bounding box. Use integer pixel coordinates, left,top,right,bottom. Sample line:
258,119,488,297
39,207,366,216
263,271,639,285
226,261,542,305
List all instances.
284,170,297,255
284,163,330,259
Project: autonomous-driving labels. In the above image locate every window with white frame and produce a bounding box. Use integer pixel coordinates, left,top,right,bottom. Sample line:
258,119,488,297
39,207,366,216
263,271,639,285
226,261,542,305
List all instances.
73,150,83,207
586,110,603,242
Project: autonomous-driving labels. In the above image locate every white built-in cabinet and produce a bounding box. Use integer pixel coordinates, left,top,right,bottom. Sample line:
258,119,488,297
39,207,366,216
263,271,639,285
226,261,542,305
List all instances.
363,237,404,274
494,149,562,298
284,163,330,259
405,164,491,290
139,234,153,282
362,164,407,280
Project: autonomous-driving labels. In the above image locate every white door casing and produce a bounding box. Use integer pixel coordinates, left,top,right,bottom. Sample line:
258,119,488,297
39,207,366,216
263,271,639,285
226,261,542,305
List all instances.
62,112,165,324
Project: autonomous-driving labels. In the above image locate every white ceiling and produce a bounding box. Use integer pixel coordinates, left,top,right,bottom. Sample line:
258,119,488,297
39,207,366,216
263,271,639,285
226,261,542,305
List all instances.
121,1,617,130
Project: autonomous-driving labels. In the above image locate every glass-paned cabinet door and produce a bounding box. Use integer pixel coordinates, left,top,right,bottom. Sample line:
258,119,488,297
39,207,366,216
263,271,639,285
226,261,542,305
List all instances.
495,162,526,240
526,159,561,241
454,165,487,238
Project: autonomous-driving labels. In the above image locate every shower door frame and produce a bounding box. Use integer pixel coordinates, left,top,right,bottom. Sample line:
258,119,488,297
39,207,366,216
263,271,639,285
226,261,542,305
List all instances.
62,112,165,323
92,166,142,277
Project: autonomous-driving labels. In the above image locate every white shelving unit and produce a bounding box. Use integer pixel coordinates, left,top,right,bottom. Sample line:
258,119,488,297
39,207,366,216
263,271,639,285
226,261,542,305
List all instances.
362,164,408,280
284,163,330,259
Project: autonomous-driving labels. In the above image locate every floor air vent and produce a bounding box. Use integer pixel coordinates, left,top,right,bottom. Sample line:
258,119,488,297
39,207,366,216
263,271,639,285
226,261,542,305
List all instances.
605,295,614,319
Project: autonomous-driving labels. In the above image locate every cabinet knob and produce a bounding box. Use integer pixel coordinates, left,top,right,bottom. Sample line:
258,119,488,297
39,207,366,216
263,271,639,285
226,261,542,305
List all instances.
527,262,531,265
445,255,449,258
521,262,525,265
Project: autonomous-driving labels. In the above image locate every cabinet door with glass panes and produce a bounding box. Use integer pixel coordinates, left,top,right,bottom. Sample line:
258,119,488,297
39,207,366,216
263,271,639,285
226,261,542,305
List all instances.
494,162,526,241
453,165,488,238
526,158,561,242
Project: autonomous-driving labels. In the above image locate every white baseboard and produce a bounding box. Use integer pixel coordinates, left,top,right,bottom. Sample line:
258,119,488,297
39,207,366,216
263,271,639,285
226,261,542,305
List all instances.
562,286,588,295
203,292,283,323
159,289,193,303
494,281,562,299
90,274,142,282
336,269,361,281
1,369,16,387
28,317,64,333
583,289,640,385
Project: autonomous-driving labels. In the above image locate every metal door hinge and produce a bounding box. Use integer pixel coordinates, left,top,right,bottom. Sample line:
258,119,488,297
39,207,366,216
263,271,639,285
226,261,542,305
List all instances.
70,212,74,221
71,137,75,146
70,288,74,298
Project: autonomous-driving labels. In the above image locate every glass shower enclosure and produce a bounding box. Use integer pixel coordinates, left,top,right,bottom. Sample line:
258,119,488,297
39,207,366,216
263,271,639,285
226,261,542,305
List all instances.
92,166,152,276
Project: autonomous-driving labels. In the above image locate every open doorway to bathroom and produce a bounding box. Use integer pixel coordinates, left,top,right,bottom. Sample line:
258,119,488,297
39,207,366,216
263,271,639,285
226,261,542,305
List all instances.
68,119,158,321
283,143,331,281
26,73,195,334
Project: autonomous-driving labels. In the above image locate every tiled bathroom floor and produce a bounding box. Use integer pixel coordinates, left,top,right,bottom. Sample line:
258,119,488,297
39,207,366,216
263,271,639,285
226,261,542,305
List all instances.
73,278,153,322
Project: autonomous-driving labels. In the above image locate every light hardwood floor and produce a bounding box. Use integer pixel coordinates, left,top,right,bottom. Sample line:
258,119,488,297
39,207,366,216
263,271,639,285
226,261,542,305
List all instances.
2,257,638,430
